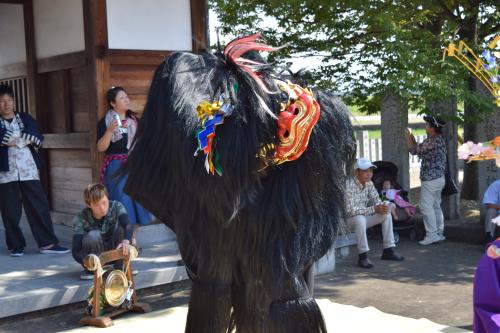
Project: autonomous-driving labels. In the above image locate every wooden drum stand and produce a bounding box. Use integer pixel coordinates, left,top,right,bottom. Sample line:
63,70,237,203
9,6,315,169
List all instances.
79,248,151,327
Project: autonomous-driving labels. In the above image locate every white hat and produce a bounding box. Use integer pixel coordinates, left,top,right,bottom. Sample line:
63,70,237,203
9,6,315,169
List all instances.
355,157,377,170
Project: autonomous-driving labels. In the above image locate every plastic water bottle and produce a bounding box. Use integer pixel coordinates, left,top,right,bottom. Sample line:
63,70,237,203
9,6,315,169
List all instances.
113,114,126,134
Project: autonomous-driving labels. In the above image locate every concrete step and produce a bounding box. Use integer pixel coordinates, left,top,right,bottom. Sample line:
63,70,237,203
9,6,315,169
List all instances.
315,233,357,275
411,215,485,244
0,222,187,318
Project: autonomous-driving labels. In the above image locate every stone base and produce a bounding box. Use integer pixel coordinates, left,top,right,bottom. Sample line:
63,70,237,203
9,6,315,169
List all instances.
315,233,357,275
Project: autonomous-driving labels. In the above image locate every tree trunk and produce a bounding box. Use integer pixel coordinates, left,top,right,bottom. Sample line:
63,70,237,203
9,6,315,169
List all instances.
380,89,409,191
462,78,500,201
461,77,480,200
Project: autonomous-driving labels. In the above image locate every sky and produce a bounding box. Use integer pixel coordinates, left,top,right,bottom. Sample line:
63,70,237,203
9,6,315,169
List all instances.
208,9,325,73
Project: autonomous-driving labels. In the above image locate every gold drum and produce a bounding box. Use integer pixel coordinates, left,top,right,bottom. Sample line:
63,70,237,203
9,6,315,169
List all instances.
104,269,128,307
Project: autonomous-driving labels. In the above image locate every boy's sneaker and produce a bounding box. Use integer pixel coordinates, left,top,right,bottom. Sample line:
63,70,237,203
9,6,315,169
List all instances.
40,244,70,254
10,248,24,257
437,234,446,242
80,269,94,280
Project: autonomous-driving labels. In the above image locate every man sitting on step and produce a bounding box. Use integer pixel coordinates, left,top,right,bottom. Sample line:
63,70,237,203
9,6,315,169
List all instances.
345,157,405,268
483,179,500,244
72,183,133,280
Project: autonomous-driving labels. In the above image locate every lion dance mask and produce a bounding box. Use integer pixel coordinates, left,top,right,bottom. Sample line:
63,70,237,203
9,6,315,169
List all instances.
124,33,356,333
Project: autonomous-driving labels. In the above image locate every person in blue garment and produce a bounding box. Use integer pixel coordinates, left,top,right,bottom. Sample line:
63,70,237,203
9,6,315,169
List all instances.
473,236,500,333
97,86,153,248
482,179,500,243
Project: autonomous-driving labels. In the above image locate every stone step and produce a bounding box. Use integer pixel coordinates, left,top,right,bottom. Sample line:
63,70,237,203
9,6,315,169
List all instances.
315,233,357,275
0,222,187,318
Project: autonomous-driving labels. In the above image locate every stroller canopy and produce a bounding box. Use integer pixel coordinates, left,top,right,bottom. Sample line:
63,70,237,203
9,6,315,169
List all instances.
372,161,399,192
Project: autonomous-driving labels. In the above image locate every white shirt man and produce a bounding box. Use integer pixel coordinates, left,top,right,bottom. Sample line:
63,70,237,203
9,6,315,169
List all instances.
345,157,404,268
0,116,39,183
483,179,500,243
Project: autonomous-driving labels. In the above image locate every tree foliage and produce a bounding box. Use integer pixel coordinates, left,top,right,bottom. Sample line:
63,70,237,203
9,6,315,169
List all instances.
210,0,500,119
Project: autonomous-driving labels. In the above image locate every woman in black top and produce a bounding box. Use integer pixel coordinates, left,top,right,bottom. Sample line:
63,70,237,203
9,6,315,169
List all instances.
97,86,152,247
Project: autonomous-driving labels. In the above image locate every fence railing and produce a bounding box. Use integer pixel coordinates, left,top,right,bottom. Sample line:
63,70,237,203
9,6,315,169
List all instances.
353,123,426,170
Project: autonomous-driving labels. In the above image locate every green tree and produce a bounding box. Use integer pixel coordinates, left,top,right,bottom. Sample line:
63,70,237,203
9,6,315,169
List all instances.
211,0,499,200
210,0,499,117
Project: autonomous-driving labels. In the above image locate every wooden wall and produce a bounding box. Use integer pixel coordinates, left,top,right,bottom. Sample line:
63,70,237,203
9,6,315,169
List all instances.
33,50,169,225
2,0,208,226
108,50,170,116
35,51,91,224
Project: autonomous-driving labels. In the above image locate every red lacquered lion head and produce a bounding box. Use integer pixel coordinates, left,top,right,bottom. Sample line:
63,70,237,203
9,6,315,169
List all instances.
273,81,320,164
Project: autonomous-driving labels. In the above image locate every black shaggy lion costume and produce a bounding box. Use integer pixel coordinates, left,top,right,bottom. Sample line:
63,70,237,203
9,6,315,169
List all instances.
124,33,356,333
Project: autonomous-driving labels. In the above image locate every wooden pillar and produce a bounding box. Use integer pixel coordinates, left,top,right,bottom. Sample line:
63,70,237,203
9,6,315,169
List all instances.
22,0,37,119
461,77,500,200
475,81,500,223
190,0,208,52
20,0,53,199
83,0,109,182
476,80,500,193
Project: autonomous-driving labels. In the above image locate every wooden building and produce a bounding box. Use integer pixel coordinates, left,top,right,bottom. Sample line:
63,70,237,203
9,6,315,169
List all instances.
0,0,208,224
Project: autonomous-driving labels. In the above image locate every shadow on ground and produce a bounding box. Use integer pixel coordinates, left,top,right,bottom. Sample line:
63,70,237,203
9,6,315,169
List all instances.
314,237,481,328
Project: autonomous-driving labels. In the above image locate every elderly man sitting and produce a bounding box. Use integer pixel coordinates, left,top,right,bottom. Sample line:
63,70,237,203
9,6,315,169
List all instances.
345,157,404,268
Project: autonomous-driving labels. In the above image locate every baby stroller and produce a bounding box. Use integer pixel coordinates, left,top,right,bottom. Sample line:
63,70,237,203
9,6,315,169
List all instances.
371,161,419,242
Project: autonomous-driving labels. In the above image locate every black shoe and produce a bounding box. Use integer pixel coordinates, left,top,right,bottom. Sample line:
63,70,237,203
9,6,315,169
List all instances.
10,248,24,257
80,269,94,280
381,248,404,261
358,257,374,269
39,244,70,254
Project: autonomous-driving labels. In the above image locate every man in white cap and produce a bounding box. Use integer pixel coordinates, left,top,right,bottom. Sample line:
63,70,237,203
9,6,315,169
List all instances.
345,157,404,268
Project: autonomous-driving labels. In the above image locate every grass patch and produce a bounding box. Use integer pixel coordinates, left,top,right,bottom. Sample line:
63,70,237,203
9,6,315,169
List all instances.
348,104,421,117
367,129,426,139
366,127,464,139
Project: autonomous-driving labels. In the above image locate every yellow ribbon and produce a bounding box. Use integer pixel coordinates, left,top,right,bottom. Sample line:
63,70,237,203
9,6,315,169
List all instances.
196,100,222,124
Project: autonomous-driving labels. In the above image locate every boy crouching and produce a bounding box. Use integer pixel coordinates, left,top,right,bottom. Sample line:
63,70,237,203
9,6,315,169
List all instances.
72,183,133,280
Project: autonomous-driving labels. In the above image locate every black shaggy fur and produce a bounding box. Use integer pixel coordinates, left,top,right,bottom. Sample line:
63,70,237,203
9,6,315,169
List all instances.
123,38,356,332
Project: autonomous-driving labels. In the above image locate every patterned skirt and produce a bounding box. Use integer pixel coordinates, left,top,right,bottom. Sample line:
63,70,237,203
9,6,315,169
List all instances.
102,157,153,226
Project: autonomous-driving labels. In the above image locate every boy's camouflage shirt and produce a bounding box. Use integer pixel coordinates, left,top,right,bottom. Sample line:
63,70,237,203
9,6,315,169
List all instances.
72,200,127,239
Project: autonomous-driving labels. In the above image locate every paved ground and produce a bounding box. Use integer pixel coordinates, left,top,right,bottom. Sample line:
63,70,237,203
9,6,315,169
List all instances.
315,236,482,331
0,235,482,332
